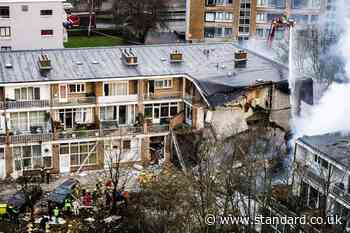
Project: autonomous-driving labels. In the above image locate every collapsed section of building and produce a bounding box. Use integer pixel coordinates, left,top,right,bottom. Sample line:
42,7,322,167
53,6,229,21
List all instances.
0,42,312,179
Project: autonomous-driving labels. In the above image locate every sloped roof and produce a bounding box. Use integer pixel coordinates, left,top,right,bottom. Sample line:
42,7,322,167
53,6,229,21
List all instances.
0,42,288,106
299,132,350,169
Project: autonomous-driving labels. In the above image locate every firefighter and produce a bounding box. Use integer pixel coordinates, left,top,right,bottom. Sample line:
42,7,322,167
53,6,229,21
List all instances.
53,206,60,224
64,198,72,213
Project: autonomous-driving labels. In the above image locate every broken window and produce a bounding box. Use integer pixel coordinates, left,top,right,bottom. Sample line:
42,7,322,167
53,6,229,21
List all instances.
60,142,96,167
13,144,52,171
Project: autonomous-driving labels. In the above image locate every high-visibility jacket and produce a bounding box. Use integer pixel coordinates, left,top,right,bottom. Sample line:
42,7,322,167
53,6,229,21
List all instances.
53,208,59,217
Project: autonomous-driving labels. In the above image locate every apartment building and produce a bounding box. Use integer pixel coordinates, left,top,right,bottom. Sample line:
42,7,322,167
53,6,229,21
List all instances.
0,0,66,51
0,43,293,179
186,0,325,41
293,132,350,232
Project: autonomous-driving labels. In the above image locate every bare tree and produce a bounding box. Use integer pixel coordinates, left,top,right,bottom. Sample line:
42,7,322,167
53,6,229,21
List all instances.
112,0,169,43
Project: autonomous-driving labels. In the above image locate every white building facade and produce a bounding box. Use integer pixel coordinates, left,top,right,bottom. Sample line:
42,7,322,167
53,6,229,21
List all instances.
0,0,66,51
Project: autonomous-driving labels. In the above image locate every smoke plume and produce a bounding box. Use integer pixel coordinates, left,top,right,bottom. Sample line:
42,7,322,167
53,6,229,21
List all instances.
293,0,350,138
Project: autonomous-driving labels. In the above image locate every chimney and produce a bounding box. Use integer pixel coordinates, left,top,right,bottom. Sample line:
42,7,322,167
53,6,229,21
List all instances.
121,48,138,66
170,50,183,63
234,50,248,68
38,54,52,76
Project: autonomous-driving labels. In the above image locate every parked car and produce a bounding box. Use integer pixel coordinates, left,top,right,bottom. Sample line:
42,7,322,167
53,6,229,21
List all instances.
67,15,80,28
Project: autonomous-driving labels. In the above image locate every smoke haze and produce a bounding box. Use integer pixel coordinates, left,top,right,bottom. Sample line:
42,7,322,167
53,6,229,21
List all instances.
293,0,350,138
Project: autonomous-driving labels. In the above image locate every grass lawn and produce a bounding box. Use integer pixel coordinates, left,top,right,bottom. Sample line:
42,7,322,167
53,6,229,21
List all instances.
64,35,125,48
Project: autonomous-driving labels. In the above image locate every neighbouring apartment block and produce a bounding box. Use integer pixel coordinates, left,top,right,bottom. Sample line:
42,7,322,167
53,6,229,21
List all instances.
0,43,299,179
186,0,325,41
0,0,66,51
293,133,350,232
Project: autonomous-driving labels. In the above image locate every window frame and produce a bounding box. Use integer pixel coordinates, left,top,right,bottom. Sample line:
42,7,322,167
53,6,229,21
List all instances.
41,29,54,36
40,9,53,16
13,144,52,171
69,83,86,93
0,26,11,37
154,79,172,89
59,142,97,167
0,6,10,18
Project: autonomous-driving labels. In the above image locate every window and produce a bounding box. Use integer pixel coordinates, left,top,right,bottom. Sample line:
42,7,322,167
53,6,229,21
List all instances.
257,0,286,8
104,81,128,96
205,12,233,22
0,46,11,51
60,142,97,167
144,103,178,119
100,105,133,125
0,6,9,18
292,0,320,9
40,9,53,15
14,87,40,100
0,27,10,37
155,79,172,89
69,83,85,93
58,108,93,129
123,140,131,151
22,5,28,12
144,104,153,119
206,0,232,5
205,12,215,22
13,145,52,171
10,111,46,132
256,13,267,22
41,29,53,36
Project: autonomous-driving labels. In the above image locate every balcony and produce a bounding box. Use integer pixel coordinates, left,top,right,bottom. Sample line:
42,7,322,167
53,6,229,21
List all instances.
304,169,350,206
52,96,96,107
148,124,170,134
9,133,53,144
143,91,182,102
55,126,143,140
3,100,50,110
97,95,138,104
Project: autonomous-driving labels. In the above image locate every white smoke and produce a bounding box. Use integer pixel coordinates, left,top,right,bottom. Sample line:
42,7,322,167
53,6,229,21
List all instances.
293,0,350,138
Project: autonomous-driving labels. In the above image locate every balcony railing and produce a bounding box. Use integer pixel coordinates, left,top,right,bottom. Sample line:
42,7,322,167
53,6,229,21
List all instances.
52,96,96,107
5,100,50,109
56,130,100,140
148,124,170,134
102,126,143,137
304,169,350,206
56,126,143,140
143,91,183,101
97,95,138,104
332,185,350,206
9,133,53,144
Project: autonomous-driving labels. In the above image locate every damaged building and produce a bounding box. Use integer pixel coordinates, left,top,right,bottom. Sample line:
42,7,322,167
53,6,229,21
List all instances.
292,132,350,233
0,43,312,179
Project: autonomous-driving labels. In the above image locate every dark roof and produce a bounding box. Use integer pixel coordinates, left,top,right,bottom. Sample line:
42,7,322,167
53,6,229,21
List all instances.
0,42,288,106
299,132,350,169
